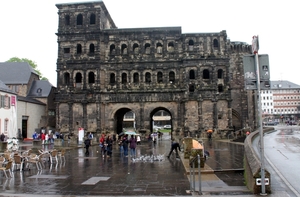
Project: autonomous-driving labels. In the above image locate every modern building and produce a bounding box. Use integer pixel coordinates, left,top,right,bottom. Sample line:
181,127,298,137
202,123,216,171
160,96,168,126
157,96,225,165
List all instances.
273,80,300,122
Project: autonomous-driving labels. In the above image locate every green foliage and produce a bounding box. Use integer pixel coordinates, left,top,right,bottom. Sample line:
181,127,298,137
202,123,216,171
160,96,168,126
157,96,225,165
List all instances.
6,57,48,81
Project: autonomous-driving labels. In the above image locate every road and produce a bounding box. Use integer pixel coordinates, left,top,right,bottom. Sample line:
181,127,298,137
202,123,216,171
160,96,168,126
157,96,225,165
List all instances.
253,125,300,197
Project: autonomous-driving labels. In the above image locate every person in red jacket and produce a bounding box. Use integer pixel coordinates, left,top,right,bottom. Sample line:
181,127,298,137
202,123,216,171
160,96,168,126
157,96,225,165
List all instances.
99,134,106,158
41,132,46,145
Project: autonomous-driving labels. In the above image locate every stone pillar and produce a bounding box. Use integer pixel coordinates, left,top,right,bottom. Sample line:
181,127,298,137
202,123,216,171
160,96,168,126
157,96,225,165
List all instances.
68,102,73,133
82,102,87,131
183,137,193,159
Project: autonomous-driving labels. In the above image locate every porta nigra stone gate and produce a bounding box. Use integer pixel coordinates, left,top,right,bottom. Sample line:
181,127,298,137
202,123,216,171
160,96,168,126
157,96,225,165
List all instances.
55,1,256,137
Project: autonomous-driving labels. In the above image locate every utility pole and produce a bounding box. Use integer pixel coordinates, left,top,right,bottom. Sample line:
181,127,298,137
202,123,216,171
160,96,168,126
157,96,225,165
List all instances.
243,36,270,195
253,36,266,195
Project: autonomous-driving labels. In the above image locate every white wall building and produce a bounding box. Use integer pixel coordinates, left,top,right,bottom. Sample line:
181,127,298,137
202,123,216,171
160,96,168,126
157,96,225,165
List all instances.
0,80,18,138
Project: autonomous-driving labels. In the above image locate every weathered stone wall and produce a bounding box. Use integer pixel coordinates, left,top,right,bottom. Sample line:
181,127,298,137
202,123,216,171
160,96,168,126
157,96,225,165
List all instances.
55,1,256,137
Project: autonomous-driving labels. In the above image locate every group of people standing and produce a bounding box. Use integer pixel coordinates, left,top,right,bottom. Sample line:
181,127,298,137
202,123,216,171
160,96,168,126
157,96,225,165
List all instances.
118,135,139,157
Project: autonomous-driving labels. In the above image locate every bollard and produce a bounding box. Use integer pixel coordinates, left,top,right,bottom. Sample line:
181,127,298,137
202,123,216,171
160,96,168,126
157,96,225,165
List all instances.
198,154,202,195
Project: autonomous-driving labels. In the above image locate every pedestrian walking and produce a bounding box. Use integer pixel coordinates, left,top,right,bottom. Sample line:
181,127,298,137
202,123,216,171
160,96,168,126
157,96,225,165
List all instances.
99,134,106,158
129,135,137,158
88,132,93,140
106,135,113,158
45,133,49,144
84,137,91,155
118,136,124,154
167,139,181,158
41,132,45,144
122,135,129,157
136,135,141,145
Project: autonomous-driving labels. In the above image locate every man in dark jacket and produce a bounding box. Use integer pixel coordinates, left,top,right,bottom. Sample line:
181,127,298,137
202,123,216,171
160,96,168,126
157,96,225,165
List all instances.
167,139,181,158
84,137,91,155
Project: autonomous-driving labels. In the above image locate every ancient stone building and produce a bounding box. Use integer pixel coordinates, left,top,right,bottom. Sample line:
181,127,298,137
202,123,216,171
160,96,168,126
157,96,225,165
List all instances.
55,1,256,137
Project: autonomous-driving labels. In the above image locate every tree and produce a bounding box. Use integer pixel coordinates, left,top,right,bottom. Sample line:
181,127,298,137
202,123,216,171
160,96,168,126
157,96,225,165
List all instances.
6,57,48,80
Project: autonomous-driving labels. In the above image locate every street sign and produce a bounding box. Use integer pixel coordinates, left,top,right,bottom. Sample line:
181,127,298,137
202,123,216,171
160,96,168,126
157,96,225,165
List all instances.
243,54,270,90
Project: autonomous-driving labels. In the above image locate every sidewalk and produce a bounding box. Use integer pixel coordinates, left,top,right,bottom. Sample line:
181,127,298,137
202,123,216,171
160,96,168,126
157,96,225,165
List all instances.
0,136,292,197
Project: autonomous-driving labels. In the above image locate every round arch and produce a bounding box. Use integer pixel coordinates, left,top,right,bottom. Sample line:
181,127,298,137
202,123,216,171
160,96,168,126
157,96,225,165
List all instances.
113,108,135,135
149,107,172,133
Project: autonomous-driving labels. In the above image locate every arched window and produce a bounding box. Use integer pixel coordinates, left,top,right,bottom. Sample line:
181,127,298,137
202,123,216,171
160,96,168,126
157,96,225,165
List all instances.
203,69,210,79
64,72,70,85
122,73,127,84
77,14,83,25
88,72,95,84
189,84,195,92
89,44,95,53
157,72,163,83
133,72,139,83
121,44,128,55
110,44,116,55
168,42,174,52
75,73,82,83
77,44,82,54
133,43,139,54
188,40,194,51
90,13,96,24
169,71,175,83
110,73,115,84
189,70,195,79
145,72,151,83
145,43,151,54
156,42,163,54
213,39,219,49
218,84,224,92
217,69,223,79
65,15,70,26
75,72,82,88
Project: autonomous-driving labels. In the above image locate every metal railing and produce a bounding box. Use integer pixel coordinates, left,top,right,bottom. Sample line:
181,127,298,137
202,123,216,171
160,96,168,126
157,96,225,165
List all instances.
189,154,202,195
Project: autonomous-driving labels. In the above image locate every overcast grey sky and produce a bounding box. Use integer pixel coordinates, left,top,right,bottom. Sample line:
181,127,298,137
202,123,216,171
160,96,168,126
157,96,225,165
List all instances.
0,0,299,86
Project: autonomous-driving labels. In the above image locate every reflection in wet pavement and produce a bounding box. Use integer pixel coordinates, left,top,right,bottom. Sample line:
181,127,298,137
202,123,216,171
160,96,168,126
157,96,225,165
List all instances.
203,140,245,186
0,139,191,196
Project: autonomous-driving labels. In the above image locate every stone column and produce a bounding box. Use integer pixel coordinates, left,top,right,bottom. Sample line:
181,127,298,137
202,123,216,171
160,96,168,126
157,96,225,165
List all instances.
68,102,73,133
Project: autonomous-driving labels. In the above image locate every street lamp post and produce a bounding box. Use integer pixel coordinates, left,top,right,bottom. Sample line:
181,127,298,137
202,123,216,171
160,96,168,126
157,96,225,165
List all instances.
253,35,267,195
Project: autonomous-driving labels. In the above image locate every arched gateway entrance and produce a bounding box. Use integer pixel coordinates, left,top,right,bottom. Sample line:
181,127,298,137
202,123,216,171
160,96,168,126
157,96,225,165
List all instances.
114,107,173,136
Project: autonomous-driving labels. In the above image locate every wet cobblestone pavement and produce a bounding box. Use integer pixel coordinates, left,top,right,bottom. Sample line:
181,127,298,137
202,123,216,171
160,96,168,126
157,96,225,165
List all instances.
1,137,192,196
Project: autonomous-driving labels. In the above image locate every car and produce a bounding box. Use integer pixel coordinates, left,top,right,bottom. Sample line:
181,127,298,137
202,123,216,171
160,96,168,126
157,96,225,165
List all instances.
264,121,278,126
163,125,171,129
153,126,162,130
